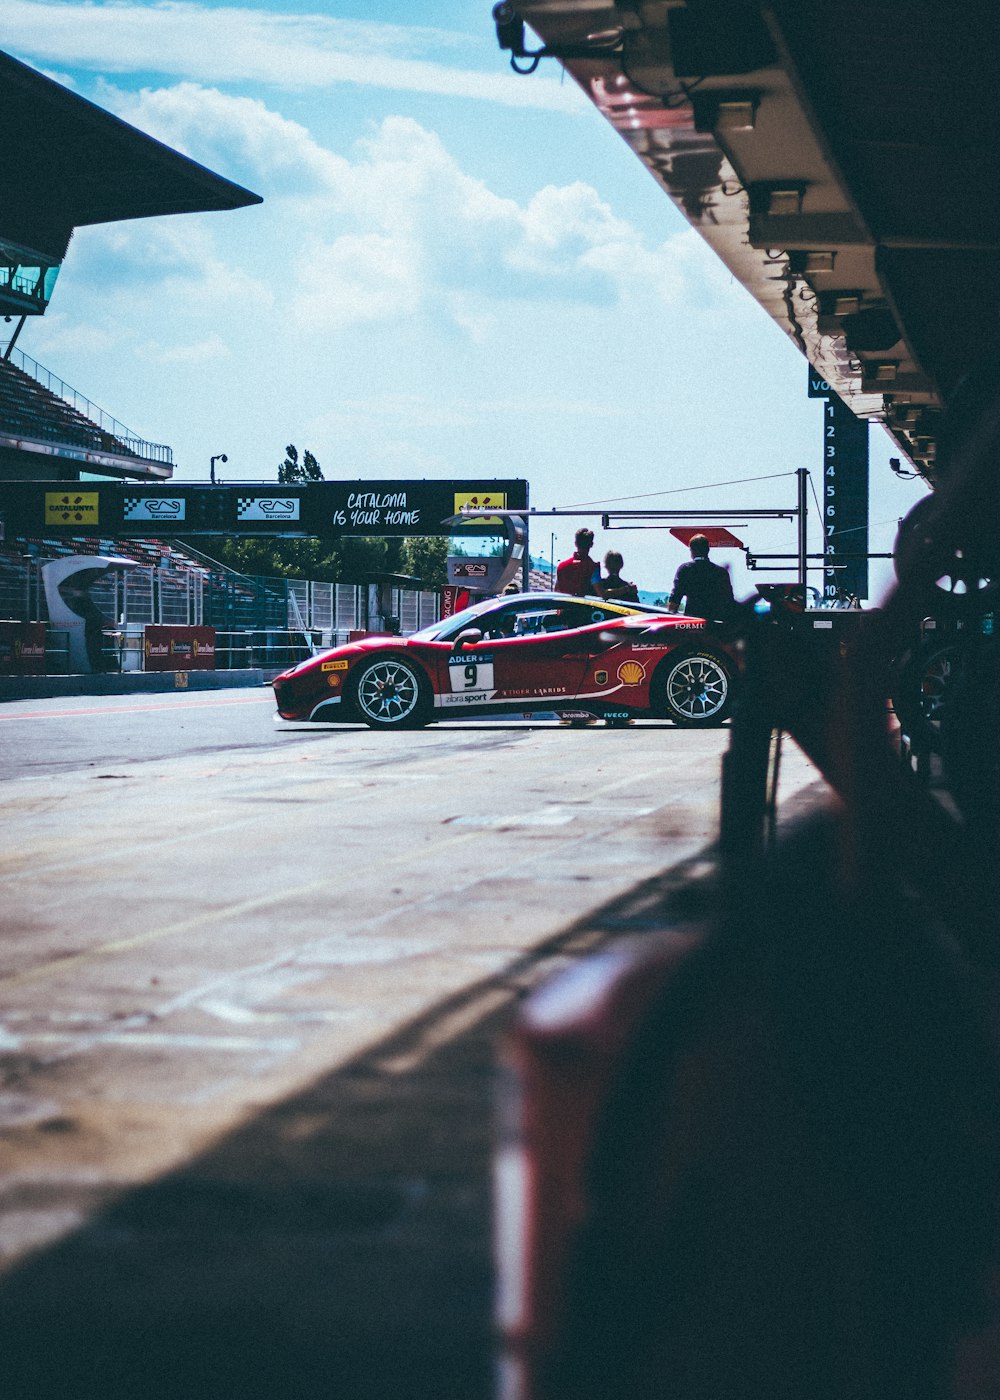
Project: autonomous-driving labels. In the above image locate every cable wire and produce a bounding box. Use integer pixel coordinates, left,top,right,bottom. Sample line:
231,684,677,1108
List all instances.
558,471,797,510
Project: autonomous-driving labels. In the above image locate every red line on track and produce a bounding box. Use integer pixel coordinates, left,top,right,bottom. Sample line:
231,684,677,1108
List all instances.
0,694,275,720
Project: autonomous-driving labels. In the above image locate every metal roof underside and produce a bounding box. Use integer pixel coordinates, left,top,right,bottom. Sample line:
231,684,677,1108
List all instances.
0,50,262,263
509,0,1000,485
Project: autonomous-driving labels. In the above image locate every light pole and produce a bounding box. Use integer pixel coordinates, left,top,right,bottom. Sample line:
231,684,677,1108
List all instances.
210,452,227,485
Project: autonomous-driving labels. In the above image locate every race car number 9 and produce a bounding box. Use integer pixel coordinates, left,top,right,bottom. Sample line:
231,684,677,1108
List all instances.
449,658,495,693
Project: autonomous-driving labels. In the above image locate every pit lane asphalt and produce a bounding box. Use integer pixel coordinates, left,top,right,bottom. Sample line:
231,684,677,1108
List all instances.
0,689,827,1398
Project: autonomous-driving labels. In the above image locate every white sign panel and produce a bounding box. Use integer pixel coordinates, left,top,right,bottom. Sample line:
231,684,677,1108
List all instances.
123,496,186,523
236,497,300,522
443,654,496,705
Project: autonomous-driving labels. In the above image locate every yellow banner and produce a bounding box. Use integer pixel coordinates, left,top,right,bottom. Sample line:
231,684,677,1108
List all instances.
45,492,99,527
453,491,506,527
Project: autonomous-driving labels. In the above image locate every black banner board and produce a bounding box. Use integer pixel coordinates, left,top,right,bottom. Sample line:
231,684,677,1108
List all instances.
807,372,870,600
0,479,529,540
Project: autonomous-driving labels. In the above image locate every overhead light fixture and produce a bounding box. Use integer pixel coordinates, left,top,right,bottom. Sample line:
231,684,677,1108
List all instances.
843,307,901,352
693,93,760,133
716,99,758,131
766,186,806,216
492,2,622,74
804,251,836,273
832,292,862,316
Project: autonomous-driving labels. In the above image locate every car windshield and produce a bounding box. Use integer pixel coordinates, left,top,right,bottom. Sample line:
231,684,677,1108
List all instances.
410,596,561,642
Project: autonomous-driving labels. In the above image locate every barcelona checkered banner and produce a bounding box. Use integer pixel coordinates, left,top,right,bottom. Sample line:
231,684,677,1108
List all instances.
122,494,187,523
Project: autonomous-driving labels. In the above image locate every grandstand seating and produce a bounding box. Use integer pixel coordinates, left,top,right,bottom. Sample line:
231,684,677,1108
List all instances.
0,356,155,463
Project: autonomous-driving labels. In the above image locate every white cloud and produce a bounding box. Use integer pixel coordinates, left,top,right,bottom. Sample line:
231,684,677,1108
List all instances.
6,0,585,111
293,232,423,331
56,83,731,339
97,80,347,195
519,182,634,254
142,333,232,365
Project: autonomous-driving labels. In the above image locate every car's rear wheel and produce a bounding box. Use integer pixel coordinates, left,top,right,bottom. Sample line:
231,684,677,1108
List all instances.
889,637,962,752
655,650,734,727
351,656,431,729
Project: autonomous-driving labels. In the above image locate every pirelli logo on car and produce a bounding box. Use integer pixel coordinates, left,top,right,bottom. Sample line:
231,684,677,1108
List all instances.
321,659,350,671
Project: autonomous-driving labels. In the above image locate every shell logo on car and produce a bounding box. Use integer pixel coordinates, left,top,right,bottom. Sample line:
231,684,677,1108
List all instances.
617,660,646,685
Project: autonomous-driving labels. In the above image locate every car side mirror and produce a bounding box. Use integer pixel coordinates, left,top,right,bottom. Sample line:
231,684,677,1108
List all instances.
453,627,483,648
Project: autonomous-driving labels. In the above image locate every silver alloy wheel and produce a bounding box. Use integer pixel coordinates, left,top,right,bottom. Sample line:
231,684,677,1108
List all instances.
664,652,730,724
354,657,424,726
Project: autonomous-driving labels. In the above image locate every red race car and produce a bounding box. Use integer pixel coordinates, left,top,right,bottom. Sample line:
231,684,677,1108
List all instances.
272,592,737,730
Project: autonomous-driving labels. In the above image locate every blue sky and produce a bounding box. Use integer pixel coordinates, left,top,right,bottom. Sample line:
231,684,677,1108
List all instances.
6,0,927,596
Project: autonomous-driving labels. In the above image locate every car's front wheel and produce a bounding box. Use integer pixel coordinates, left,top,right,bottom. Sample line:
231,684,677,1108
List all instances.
351,656,432,729
654,650,734,727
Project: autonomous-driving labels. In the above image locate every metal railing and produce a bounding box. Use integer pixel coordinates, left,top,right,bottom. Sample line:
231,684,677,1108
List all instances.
108,627,319,674
1,545,443,673
2,347,173,465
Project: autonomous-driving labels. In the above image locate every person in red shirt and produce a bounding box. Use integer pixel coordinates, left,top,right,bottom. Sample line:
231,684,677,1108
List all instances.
556,528,600,596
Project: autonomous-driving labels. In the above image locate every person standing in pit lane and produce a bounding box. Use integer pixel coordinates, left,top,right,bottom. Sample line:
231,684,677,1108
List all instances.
598,551,640,603
667,533,736,621
556,528,601,596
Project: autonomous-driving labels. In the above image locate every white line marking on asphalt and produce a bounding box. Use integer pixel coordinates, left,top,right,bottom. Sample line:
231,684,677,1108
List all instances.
18,1031,300,1053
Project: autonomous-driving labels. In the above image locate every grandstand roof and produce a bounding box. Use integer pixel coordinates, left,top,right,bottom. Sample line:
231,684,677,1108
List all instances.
0,49,262,263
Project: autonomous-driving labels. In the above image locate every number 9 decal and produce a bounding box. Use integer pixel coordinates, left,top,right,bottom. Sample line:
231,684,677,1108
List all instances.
449,657,495,695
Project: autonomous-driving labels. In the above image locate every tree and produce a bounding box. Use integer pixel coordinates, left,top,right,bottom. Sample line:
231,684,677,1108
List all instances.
278,444,323,483
398,535,448,590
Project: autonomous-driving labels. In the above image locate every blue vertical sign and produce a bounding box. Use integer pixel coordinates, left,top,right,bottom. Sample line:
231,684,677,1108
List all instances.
807,371,870,600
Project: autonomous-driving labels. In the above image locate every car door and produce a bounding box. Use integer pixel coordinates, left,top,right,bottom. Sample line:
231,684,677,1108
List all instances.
569,617,665,710
443,603,611,712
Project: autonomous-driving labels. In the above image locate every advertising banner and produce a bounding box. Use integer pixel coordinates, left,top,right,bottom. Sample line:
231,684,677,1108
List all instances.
122,495,186,524
0,620,47,674
143,625,216,671
44,491,99,528
0,479,528,538
441,586,470,619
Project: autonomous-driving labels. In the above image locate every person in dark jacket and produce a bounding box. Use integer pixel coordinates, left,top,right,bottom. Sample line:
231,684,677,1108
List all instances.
599,551,640,602
667,534,735,621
